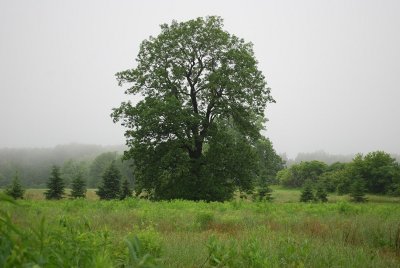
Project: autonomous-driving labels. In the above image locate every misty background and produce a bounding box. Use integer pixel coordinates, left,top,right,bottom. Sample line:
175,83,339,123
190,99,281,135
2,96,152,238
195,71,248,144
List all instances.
1,0,399,159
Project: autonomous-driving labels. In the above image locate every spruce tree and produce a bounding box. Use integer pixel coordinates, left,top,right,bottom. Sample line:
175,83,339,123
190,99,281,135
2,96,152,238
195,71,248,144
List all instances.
315,182,328,202
255,183,274,202
96,161,121,200
350,178,367,202
70,173,86,198
300,180,315,202
44,166,65,200
120,178,132,200
5,172,25,199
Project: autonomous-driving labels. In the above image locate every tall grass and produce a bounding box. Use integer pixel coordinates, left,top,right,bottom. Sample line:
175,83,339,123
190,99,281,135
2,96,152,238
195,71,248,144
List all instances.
1,189,399,267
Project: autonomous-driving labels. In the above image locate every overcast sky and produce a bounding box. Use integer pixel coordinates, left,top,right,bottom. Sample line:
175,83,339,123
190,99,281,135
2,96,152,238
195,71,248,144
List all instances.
0,0,399,158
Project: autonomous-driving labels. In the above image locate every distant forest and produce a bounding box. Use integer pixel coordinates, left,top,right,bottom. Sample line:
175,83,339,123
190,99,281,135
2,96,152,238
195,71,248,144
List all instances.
0,144,133,188
283,150,400,166
1,144,399,189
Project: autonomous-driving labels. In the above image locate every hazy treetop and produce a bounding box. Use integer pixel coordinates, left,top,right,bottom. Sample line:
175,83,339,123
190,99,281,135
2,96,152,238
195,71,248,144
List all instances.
0,0,399,158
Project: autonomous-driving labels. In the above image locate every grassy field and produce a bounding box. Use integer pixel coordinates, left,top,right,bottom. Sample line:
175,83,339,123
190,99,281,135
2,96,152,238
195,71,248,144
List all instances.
1,188,400,267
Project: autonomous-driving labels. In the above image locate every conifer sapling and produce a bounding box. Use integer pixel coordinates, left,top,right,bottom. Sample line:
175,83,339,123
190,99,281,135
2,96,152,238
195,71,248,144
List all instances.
70,173,87,198
5,172,25,199
44,166,65,200
120,178,132,200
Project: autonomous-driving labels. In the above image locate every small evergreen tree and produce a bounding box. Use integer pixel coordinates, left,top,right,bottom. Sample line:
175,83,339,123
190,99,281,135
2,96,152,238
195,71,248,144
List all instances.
120,178,132,200
315,182,328,202
96,161,121,200
44,166,65,200
5,172,25,199
70,173,86,198
350,178,367,202
337,182,348,195
254,182,274,202
300,179,315,202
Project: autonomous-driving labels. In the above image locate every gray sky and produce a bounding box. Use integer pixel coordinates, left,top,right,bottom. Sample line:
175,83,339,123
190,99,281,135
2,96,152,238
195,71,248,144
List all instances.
0,0,399,158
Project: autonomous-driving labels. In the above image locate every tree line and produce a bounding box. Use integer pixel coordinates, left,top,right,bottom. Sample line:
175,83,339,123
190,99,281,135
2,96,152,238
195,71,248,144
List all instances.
5,162,133,200
278,151,400,202
0,146,134,190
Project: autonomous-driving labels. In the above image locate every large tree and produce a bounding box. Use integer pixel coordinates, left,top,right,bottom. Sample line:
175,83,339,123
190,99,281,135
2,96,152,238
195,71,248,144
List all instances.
112,16,274,201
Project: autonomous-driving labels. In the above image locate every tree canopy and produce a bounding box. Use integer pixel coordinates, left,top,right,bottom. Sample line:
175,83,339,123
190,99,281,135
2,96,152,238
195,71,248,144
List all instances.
112,16,275,201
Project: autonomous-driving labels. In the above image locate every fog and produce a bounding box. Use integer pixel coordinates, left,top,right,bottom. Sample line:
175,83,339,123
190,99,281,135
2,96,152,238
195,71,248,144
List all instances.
0,0,399,158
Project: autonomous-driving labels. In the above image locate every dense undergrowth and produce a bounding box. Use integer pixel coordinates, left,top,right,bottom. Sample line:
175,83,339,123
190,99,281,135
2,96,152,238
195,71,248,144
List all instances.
1,190,400,267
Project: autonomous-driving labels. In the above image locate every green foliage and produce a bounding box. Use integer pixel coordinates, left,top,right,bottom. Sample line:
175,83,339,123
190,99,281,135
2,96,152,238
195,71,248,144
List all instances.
133,227,164,258
96,161,122,200
315,182,328,202
0,197,162,267
280,151,400,198
44,166,65,200
300,180,315,202
255,137,284,184
350,178,367,202
120,178,132,200
112,16,274,201
70,173,86,198
89,152,118,188
253,183,274,202
2,191,400,267
61,159,89,186
279,161,327,188
351,151,400,194
195,211,215,230
124,236,162,267
318,163,349,193
4,173,24,199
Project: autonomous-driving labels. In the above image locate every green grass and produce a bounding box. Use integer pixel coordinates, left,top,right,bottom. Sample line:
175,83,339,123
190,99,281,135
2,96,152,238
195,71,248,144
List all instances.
1,189,400,267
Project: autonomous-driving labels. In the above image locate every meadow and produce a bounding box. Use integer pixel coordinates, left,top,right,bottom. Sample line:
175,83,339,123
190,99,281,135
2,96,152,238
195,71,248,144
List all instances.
1,188,400,267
